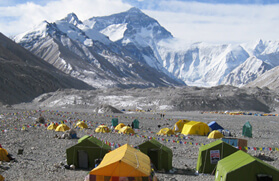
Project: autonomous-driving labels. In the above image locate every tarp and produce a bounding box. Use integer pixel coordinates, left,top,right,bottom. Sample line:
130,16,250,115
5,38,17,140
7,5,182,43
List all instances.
196,140,238,174
181,121,210,136
95,125,110,133
90,144,151,177
66,136,111,169
173,119,190,133
207,130,224,139
115,123,126,131
75,121,88,129
0,148,9,162
138,139,173,171
215,150,279,181
156,128,174,136
118,126,135,134
208,121,223,131
55,124,70,132
242,121,252,138
47,123,57,130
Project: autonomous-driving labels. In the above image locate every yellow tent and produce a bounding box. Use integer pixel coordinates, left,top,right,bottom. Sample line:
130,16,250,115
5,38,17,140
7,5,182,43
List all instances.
118,126,135,134
157,128,174,136
90,144,151,177
55,124,70,132
0,148,9,162
115,123,126,131
75,121,88,129
181,121,210,136
207,130,224,139
173,119,190,133
0,174,4,181
47,123,57,130
95,125,110,133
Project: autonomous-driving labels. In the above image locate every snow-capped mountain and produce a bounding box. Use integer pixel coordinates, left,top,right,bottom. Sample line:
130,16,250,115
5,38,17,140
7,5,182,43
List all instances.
14,7,279,88
14,11,185,88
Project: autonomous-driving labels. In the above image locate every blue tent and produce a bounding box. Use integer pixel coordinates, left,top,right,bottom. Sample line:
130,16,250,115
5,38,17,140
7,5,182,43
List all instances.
208,121,224,131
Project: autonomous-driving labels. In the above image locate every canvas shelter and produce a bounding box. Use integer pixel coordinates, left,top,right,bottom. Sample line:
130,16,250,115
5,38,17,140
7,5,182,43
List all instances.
196,140,238,174
118,126,135,134
0,148,9,162
66,136,111,169
75,121,88,129
55,124,70,132
208,121,224,131
111,118,118,127
215,150,279,181
95,125,110,133
208,130,224,139
132,119,139,129
181,121,210,136
156,128,174,136
115,123,126,131
242,121,252,138
173,119,190,133
138,139,173,171
47,123,57,130
0,174,4,181
89,144,152,180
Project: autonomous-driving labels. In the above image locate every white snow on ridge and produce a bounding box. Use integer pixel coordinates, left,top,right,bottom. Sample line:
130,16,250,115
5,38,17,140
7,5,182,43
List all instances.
100,23,127,42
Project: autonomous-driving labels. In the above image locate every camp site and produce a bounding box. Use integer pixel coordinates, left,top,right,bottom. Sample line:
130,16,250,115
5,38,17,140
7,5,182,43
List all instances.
1,109,279,181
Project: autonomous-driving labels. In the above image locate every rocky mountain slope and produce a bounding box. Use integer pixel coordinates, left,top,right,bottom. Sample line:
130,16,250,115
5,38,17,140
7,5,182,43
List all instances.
15,8,279,89
0,32,93,105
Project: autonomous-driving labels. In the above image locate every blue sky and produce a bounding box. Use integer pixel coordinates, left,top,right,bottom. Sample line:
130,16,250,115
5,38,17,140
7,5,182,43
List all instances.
1,0,279,44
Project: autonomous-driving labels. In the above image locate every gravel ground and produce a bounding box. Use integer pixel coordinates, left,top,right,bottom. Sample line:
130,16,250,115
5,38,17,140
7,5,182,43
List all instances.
1,108,279,181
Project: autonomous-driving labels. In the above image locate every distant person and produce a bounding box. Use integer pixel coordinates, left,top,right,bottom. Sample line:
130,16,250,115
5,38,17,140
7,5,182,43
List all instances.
131,122,134,129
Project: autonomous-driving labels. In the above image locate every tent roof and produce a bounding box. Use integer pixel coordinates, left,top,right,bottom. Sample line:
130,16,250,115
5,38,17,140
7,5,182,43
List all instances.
199,140,235,152
90,144,151,177
77,135,111,150
138,139,173,156
218,150,279,173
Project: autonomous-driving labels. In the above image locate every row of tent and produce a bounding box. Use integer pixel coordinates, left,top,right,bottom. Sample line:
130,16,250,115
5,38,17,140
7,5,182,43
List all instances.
196,140,279,180
66,135,173,172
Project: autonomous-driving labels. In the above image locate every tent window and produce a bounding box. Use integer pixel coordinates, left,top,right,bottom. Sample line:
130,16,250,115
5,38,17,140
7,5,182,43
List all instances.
256,174,273,181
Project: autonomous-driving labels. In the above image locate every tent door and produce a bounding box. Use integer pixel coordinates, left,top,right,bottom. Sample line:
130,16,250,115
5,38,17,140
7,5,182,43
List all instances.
78,150,88,169
256,174,272,181
148,149,159,170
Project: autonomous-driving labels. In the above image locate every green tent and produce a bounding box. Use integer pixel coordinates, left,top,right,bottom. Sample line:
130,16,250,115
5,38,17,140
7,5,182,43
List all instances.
242,121,252,138
132,119,139,129
66,136,111,169
196,140,239,174
111,118,118,127
215,150,279,181
137,139,172,171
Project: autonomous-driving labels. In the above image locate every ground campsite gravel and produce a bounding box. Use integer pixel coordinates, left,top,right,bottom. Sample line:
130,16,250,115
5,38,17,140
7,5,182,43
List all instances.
1,108,279,181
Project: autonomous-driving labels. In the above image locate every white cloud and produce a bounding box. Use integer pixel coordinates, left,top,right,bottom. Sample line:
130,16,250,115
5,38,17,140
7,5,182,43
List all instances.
144,1,279,44
0,0,279,44
0,0,131,36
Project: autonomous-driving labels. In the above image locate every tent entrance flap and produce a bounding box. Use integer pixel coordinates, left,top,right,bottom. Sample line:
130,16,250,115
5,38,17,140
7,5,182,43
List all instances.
78,150,89,169
148,149,159,170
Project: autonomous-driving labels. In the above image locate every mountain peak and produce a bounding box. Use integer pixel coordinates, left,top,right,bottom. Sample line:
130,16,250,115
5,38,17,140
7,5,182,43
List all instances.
62,12,82,26
126,7,142,14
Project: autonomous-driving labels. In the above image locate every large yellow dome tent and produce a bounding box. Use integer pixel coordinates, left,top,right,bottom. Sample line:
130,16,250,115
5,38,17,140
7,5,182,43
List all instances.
157,128,174,136
181,121,210,136
75,121,88,129
118,126,135,134
173,119,190,133
95,125,110,133
55,124,70,132
115,123,126,131
90,144,152,179
207,130,224,139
